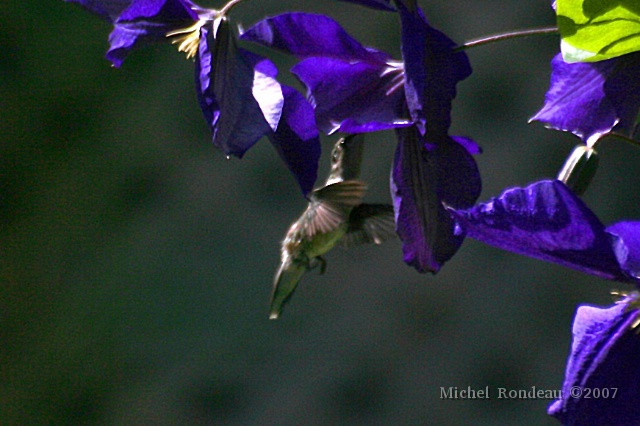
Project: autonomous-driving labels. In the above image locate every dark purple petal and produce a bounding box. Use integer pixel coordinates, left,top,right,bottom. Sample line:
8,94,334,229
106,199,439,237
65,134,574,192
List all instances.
106,0,198,67
337,0,396,11
531,53,640,143
240,13,389,63
117,0,196,20
429,137,481,209
267,86,321,196
549,297,640,425
451,136,482,155
395,0,417,10
397,3,472,136
607,222,640,281
451,180,625,280
196,20,272,157
242,12,413,134
391,127,479,273
65,0,133,21
292,57,411,134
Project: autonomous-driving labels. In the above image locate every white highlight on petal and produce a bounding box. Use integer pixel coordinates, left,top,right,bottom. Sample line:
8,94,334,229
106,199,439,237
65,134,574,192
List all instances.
253,69,284,132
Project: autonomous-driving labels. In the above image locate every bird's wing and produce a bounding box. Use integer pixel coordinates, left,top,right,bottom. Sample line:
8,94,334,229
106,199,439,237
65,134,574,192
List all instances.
306,180,367,236
341,203,397,248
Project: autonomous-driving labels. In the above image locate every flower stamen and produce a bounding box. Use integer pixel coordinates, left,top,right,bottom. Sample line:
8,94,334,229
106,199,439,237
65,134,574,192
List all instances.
612,290,640,330
166,19,209,59
385,73,405,96
381,62,405,96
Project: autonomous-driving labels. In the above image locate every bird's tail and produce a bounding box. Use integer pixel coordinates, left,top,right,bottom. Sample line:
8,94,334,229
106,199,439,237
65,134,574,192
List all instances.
269,262,306,320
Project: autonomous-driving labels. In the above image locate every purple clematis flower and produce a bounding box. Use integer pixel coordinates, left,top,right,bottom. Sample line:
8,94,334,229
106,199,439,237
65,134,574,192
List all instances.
66,0,206,67
451,179,640,284
391,2,477,272
396,1,472,137
549,295,640,425
65,0,321,195
392,128,481,272
241,12,412,135
195,20,320,194
531,52,640,145
195,20,273,158
242,7,479,272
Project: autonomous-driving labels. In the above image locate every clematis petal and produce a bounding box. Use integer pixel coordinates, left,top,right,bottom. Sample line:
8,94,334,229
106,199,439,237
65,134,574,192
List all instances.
65,0,133,21
430,136,481,209
337,0,396,12
451,136,482,155
531,53,640,144
397,3,472,136
267,86,321,196
606,222,640,281
117,0,196,21
196,20,272,157
549,296,640,425
246,53,284,133
451,180,626,280
242,13,414,134
69,0,200,67
391,127,479,273
108,1,199,67
240,13,389,63
292,57,411,134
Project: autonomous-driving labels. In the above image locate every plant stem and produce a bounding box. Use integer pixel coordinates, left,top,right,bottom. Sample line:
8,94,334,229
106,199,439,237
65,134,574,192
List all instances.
220,0,246,16
455,27,559,52
593,132,640,150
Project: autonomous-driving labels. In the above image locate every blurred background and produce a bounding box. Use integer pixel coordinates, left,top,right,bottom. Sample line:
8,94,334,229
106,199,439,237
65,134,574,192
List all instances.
3,1,640,424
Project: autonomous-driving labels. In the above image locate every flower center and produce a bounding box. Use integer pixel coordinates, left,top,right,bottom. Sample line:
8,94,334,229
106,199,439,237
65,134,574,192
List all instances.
166,19,209,59
381,61,405,96
612,290,640,330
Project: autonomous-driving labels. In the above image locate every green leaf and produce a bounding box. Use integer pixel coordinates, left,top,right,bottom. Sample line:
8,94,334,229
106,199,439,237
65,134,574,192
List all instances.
556,0,640,62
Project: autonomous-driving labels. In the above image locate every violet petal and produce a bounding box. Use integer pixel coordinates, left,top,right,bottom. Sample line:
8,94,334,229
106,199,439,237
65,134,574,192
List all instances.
391,127,474,273
196,20,272,157
429,136,481,210
451,180,625,280
107,0,198,67
240,12,389,63
549,297,640,425
292,57,411,134
531,53,640,143
267,86,321,196
397,3,472,136
607,222,640,281
451,136,482,155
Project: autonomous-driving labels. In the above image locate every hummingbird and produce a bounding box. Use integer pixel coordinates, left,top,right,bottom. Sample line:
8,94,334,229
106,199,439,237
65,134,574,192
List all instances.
270,134,396,320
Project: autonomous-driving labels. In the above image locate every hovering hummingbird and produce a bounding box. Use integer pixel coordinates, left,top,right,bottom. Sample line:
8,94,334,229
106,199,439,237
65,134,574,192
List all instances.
270,134,396,320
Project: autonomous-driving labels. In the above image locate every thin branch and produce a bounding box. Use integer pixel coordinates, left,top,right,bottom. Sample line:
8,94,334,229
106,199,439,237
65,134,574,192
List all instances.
593,132,640,150
454,27,559,52
220,0,246,16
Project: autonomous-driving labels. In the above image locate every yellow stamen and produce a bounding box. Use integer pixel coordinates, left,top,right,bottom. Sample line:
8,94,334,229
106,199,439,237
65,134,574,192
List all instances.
166,20,208,59
612,290,640,331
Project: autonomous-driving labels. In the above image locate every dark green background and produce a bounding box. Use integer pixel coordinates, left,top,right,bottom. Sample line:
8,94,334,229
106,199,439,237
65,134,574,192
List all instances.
3,1,639,424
